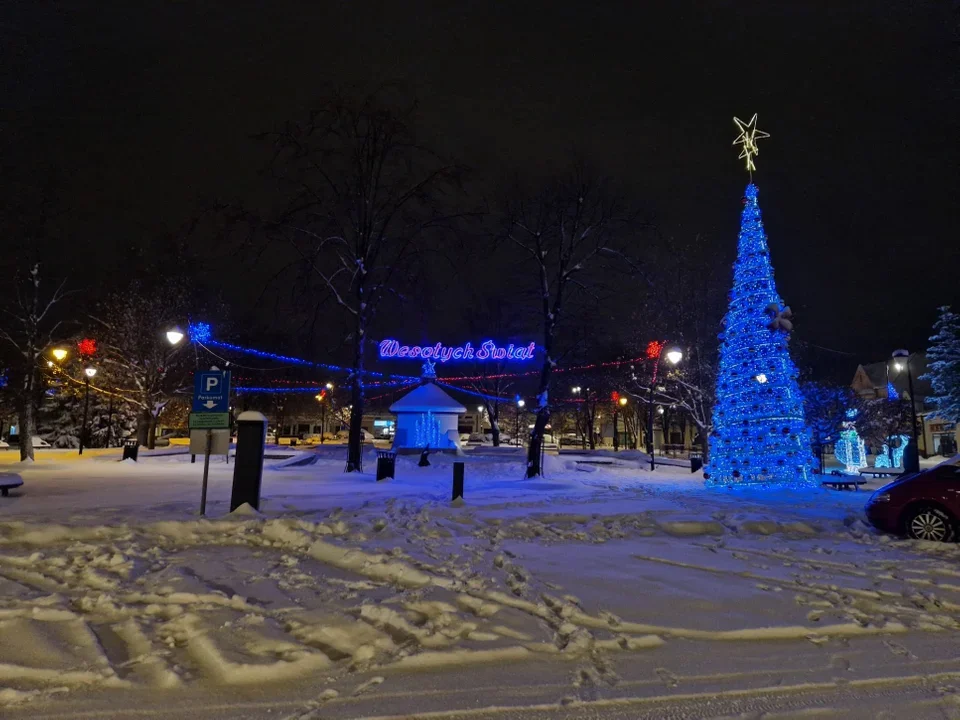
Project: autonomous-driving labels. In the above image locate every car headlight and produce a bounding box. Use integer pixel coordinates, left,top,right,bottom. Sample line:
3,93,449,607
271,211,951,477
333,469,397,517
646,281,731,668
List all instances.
869,492,891,504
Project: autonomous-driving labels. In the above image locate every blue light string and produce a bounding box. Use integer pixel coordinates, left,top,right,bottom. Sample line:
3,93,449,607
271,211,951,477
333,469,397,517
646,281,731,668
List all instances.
190,329,419,381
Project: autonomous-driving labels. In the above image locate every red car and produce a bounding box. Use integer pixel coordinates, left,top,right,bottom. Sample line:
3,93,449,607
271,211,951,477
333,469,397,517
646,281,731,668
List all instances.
865,457,960,542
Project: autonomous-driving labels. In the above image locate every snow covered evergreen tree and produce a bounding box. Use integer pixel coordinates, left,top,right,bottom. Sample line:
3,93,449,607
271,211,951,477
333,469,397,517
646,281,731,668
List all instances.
925,306,960,422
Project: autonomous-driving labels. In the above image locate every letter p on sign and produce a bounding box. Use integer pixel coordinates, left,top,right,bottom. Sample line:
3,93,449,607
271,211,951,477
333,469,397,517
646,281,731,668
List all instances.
205,376,219,392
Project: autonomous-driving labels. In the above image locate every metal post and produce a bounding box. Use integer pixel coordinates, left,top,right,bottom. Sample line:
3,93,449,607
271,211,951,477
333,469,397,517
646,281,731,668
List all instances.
905,358,920,472
613,408,619,451
79,378,91,455
105,396,114,449
452,462,464,500
320,403,326,444
515,413,520,447
200,429,212,516
647,377,656,470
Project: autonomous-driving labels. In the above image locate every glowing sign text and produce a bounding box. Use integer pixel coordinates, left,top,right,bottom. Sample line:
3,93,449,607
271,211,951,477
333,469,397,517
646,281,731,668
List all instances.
379,340,536,363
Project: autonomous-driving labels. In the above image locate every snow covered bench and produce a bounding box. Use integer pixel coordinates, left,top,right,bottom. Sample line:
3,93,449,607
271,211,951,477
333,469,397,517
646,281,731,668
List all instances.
821,478,867,491
860,469,901,479
0,473,23,497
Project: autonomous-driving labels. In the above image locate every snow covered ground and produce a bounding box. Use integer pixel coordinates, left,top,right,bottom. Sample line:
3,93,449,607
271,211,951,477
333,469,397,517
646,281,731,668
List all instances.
2,447,960,718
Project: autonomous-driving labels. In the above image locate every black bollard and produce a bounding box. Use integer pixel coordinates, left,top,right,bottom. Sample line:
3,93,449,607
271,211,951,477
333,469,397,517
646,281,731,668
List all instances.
418,445,431,467
230,411,268,512
452,462,464,501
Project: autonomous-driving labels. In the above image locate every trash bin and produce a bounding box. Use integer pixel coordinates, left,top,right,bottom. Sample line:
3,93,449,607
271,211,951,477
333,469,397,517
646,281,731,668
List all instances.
376,450,397,481
230,412,268,512
690,452,703,474
122,439,139,462
452,462,464,500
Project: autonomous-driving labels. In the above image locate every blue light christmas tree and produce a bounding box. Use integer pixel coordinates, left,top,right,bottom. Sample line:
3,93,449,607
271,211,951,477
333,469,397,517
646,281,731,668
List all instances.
705,117,814,487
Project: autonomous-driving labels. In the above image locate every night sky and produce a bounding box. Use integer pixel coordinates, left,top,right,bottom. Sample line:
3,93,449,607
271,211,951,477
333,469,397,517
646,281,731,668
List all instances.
2,1,957,372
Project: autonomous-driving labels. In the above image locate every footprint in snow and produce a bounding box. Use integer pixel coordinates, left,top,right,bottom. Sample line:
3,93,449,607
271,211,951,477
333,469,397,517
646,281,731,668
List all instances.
655,668,679,687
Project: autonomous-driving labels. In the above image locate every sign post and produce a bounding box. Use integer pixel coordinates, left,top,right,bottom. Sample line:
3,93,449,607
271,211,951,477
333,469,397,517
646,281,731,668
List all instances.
190,370,231,517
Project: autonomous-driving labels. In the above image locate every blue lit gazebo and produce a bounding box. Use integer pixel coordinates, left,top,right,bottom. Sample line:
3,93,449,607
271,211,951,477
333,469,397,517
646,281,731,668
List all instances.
389,381,466,453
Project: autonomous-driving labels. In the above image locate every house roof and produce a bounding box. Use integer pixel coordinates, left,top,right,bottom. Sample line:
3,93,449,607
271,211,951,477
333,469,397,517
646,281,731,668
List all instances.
851,353,933,398
390,382,467,414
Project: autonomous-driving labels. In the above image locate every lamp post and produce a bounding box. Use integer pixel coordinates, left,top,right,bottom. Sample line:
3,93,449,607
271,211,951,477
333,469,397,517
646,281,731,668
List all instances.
571,387,583,448
315,383,334,444
892,349,920,473
647,346,683,470
516,399,525,447
613,395,627,451
79,366,97,455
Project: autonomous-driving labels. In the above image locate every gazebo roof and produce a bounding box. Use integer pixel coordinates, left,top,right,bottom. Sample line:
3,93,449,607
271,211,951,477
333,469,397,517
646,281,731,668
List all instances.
390,382,467,414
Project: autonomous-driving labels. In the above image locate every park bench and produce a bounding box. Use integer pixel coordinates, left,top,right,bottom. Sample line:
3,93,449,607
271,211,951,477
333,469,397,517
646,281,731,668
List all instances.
821,477,867,491
859,469,901,480
0,473,23,497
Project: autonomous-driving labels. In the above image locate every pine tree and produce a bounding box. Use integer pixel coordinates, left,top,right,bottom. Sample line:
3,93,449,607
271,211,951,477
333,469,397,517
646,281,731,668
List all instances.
925,306,960,422
705,184,814,487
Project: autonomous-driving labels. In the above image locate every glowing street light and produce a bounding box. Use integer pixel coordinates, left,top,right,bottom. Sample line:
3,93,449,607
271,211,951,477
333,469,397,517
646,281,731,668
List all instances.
166,327,185,346
325,382,334,390
647,344,683,470
613,395,628,451
891,349,919,473
52,348,68,362
515,398,526,447
79,367,98,456
316,390,330,445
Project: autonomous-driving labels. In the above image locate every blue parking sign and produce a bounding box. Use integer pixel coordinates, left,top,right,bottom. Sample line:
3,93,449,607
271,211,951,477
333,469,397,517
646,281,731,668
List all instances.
193,371,231,413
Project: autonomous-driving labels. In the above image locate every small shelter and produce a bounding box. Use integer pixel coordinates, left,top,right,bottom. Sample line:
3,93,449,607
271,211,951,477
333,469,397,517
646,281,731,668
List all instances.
390,380,466,453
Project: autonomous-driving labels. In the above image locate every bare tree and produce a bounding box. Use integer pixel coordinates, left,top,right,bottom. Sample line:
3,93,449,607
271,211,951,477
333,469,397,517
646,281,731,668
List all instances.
503,167,640,477
0,264,69,461
260,92,459,472
88,280,195,448
860,396,913,462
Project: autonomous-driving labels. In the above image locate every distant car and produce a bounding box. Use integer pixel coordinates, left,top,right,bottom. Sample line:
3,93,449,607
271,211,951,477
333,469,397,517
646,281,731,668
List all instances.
865,457,960,542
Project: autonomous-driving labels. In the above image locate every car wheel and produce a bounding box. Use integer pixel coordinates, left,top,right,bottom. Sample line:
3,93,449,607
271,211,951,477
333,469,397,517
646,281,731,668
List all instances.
905,506,956,542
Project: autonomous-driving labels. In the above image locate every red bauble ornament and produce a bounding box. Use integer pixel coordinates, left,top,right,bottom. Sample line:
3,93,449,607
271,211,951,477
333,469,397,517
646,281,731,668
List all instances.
77,338,97,357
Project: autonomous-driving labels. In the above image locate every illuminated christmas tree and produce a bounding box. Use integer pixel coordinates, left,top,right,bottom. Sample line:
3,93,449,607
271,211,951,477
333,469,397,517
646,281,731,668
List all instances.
705,116,814,487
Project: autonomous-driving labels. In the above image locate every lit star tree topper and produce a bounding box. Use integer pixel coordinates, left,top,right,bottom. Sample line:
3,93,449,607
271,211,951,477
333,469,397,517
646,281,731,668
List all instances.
732,114,770,174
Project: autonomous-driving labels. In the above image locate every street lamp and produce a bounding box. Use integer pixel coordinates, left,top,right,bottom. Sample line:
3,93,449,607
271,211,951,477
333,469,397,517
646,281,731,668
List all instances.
516,398,525,447
892,349,920,473
166,327,185,346
647,345,682,470
52,348,68,362
79,366,97,455
613,395,628,451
